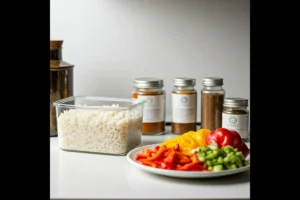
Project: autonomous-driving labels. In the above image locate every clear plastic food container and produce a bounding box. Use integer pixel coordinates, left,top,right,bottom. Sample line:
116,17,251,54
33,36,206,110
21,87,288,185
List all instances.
53,96,146,155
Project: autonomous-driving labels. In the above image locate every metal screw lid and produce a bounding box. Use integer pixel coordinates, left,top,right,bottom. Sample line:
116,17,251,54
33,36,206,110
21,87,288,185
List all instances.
203,77,223,86
173,77,196,87
224,97,248,107
133,78,164,89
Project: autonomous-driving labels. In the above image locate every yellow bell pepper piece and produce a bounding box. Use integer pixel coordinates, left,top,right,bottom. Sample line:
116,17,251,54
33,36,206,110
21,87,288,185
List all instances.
182,128,211,147
177,135,199,154
159,128,212,154
160,136,181,147
193,128,211,146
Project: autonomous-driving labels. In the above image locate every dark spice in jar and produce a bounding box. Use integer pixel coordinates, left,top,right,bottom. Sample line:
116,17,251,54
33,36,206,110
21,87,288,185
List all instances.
201,93,224,131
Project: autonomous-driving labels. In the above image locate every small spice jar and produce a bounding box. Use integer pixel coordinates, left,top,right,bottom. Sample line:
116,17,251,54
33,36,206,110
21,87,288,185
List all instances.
201,77,225,132
222,97,249,142
132,78,166,135
171,77,197,134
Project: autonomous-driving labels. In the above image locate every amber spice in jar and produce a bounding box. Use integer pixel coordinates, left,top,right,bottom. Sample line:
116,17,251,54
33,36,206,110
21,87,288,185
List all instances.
171,78,197,134
201,77,225,131
222,97,249,142
132,78,166,135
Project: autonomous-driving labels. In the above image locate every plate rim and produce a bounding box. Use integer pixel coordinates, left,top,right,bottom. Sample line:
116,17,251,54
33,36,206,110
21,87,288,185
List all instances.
126,143,250,178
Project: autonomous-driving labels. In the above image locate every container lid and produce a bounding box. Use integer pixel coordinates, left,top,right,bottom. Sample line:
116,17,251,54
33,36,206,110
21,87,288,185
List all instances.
173,77,196,87
224,97,248,107
133,78,163,89
203,77,223,86
50,40,63,48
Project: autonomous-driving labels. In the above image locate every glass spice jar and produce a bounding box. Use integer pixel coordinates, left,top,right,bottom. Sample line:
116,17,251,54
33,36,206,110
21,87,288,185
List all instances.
222,97,249,142
171,77,197,134
132,78,166,135
50,40,74,137
201,77,225,132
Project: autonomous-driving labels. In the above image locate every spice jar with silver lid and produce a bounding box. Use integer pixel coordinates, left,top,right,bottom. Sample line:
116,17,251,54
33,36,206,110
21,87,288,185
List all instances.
222,97,249,142
201,77,225,132
171,77,197,134
132,78,166,135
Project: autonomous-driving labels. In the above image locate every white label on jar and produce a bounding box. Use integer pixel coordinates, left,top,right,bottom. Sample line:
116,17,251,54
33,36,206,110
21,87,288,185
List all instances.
172,93,196,123
222,113,249,139
137,95,165,123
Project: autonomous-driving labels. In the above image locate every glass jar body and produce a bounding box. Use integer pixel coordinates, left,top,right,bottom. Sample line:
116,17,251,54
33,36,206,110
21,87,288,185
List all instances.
171,86,197,134
132,88,166,135
201,86,225,132
222,106,249,142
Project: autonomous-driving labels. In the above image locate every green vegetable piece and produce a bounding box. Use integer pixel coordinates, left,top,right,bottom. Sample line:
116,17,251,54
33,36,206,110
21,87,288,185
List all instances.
213,149,222,157
227,152,235,157
202,146,210,152
224,163,231,169
213,165,223,172
230,164,237,169
220,149,227,157
235,151,244,160
208,166,213,171
198,157,205,162
206,160,212,166
212,159,218,165
205,152,218,160
217,156,223,164
235,157,243,168
233,148,238,152
243,160,249,166
223,145,234,153
208,143,218,150
223,157,230,164
198,152,206,158
206,150,213,155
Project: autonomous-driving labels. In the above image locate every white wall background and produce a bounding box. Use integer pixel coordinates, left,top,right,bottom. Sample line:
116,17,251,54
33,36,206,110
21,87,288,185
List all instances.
50,0,250,122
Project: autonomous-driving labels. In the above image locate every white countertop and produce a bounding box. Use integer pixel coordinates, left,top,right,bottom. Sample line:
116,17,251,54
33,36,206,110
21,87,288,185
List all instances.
50,127,250,199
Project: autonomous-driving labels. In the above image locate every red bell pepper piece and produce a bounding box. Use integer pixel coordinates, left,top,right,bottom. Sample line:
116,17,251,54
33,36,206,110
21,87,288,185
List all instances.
179,159,191,164
135,153,147,160
135,148,157,160
229,130,243,149
166,149,176,162
164,149,172,157
240,143,250,158
138,159,157,167
176,161,200,171
154,146,161,151
147,146,167,161
191,153,200,163
173,143,180,151
175,151,190,160
206,128,233,148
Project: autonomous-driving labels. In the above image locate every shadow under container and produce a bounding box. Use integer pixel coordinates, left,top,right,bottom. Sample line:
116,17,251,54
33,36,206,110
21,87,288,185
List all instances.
53,96,146,155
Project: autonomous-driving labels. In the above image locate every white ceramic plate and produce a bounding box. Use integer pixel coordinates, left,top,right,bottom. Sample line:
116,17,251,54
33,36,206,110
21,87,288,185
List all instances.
126,143,250,178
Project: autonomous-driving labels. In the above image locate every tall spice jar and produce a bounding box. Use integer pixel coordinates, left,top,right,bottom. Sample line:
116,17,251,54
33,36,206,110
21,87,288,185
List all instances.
50,40,74,137
171,78,197,134
222,97,249,142
132,78,166,135
201,77,225,132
